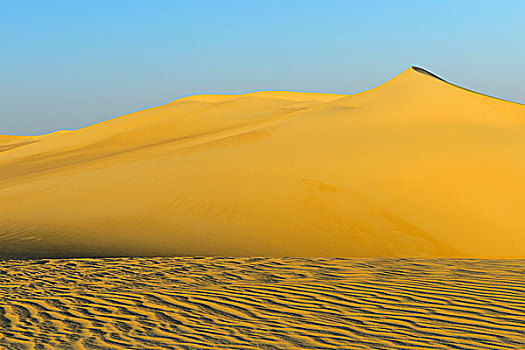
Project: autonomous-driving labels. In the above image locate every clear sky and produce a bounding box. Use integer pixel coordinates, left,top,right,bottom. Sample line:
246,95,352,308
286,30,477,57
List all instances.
2,0,524,135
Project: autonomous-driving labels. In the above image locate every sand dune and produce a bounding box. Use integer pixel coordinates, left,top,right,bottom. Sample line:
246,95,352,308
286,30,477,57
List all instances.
0,130,70,153
0,257,523,349
0,67,524,258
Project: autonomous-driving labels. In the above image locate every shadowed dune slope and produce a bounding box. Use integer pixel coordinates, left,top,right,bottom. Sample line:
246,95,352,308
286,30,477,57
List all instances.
1,67,524,258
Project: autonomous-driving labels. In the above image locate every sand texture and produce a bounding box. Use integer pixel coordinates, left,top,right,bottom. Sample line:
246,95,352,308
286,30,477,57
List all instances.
0,257,523,349
1,67,525,258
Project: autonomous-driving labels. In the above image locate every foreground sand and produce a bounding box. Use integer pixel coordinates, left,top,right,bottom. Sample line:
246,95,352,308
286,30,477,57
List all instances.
0,258,523,349
1,67,524,258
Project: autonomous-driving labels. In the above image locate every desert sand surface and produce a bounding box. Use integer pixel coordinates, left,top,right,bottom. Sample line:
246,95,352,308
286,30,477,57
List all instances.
1,67,525,258
0,131,70,153
0,257,523,349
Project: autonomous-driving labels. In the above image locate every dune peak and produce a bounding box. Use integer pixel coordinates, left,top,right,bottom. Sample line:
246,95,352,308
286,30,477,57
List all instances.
410,66,448,82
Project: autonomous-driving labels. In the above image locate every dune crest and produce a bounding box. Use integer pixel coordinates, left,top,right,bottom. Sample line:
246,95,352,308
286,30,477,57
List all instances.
1,67,524,258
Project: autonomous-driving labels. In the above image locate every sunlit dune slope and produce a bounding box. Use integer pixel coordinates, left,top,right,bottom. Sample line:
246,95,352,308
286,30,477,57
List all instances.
0,67,524,258
0,130,70,152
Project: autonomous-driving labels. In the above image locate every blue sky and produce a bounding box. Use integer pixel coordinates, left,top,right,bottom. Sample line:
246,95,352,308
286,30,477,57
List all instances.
2,0,524,135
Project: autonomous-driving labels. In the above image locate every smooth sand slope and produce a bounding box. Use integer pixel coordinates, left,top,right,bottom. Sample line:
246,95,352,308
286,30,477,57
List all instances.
0,67,524,258
0,130,70,153
0,258,523,349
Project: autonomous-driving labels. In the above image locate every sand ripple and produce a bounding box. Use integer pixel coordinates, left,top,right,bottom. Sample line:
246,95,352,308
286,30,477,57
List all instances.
0,258,523,349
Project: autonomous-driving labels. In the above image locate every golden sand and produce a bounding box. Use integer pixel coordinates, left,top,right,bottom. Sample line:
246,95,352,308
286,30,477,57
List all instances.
0,258,523,349
1,69,524,349
1,67,524,258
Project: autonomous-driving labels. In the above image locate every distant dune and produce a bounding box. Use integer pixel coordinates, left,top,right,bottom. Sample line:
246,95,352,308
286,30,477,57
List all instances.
0,130,70,152
1,67,524,258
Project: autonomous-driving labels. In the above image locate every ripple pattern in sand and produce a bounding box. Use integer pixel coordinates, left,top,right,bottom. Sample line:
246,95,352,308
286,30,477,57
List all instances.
0,258,523,349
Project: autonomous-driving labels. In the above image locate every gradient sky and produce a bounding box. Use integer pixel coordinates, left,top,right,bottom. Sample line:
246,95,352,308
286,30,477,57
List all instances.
2,0,524,135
